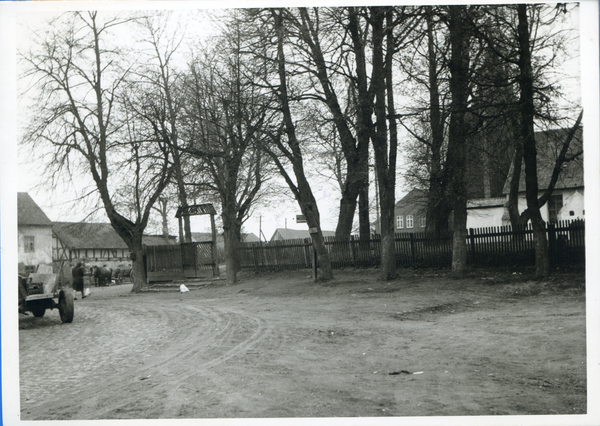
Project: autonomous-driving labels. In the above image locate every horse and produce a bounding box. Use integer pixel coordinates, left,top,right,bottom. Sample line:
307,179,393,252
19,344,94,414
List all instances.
91,266,113,287
113,267,133,284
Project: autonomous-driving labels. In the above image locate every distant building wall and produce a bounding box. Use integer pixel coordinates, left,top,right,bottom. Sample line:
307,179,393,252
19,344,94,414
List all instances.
19,225,53,268
466,206,505,229
516,188,584,223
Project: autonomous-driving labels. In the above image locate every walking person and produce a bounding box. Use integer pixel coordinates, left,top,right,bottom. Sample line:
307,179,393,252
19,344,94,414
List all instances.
71,262,86,300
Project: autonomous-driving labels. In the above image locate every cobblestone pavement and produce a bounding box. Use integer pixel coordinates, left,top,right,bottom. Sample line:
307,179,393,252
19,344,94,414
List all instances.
19,282,270,420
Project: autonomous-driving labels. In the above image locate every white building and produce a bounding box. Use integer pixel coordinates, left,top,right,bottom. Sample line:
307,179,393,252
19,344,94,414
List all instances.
502,128,584,225
18,192,54,274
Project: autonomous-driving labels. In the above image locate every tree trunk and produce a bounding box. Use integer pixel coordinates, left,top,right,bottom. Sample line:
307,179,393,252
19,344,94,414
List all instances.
370,7,396,280
425,7,452,236
446,5,471,277
223,227,240,285
335,184,359,240
358,173,371,243
518,4,549,278
272,8,333,281
294,9,370,243
348,7,374,242
127,234,148,293
507,129,525,228
222,201,242,285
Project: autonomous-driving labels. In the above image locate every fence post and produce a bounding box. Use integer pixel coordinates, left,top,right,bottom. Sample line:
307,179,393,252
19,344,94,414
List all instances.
350,235,356,267
312,244,318,282
547,222,556,266
469,228,476,265
303,238,311,269
253,243,260,273
409,233,416,266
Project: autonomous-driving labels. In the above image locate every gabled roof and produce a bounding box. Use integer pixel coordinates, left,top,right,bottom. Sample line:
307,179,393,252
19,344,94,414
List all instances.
53,222,129,249
270,228,336,241
394,189,428,216
191,232,222,243
18,193,52,226
142,235,178,246
242,233,260,243
54,222,175,249
503,128,584,194
191,232,260,244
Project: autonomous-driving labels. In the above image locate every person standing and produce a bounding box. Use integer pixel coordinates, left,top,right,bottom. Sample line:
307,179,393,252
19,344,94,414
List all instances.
71,262,86,300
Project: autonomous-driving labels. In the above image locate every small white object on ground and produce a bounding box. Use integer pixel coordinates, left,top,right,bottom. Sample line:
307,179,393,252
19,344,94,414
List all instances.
180,284,189,293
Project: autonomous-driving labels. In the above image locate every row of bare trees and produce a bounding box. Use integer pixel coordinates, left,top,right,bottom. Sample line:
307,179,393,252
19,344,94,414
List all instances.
20,5,581,290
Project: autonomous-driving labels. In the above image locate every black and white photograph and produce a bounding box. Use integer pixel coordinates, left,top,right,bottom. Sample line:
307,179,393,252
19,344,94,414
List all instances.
1,1,598,425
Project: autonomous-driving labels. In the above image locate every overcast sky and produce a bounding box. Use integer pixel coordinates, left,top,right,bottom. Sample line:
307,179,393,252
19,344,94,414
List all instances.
4,1,593,242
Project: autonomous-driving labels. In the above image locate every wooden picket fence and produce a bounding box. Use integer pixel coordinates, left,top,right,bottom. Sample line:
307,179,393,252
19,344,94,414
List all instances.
238,219,585,272
144,241,217,281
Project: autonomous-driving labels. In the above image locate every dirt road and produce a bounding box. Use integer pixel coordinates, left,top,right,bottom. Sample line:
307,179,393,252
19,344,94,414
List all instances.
19,269,586,420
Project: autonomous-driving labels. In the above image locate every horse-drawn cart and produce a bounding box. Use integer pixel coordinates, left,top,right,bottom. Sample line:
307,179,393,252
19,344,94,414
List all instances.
18,273,74,323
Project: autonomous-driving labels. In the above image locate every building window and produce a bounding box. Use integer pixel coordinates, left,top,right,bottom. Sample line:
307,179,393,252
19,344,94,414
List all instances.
24,236,35,253
406,215,414,229
419,216,426,228
397,215,403,229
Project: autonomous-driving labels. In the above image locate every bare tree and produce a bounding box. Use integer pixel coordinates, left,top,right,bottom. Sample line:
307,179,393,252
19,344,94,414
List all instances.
134,13,194,243
444,5,472,276
20,12,172,291
276,7,371,241
180,14,276,284
470,4,582,277
256,8,335,281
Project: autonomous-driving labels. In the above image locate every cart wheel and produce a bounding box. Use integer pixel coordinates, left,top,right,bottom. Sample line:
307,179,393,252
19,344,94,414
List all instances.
58,290,74,323
32,308,46,318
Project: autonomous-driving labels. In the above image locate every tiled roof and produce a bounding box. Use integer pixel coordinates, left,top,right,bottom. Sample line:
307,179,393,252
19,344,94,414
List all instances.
53,222,129,249
503,128,584,194
18,193,52,226
191,232,259,243
191,232,221,243
270,228,336,241
54,222,175,249
394,189,428,216
142,235,178,246
242,233,260,243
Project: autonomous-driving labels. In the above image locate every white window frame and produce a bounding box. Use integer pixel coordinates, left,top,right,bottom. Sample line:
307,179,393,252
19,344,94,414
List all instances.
406,215,414,229
420,216,426,228
397,215,403,229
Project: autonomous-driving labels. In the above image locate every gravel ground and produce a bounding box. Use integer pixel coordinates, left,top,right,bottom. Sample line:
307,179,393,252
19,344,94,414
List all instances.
18,269,587,422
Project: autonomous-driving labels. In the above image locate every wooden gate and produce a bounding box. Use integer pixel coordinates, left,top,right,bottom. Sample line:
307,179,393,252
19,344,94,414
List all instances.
181,242,217,278
145,242,217,282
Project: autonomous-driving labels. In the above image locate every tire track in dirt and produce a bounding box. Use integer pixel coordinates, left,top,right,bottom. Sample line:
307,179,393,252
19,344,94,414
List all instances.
76,303,271,419
20,295,271,420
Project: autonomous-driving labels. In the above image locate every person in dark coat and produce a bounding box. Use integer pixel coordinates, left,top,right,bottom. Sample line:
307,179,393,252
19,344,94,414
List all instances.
72,262,86,300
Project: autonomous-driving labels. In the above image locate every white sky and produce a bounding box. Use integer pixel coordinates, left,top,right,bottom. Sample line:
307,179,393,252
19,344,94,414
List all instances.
12,5,352,240
9,2,583,241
